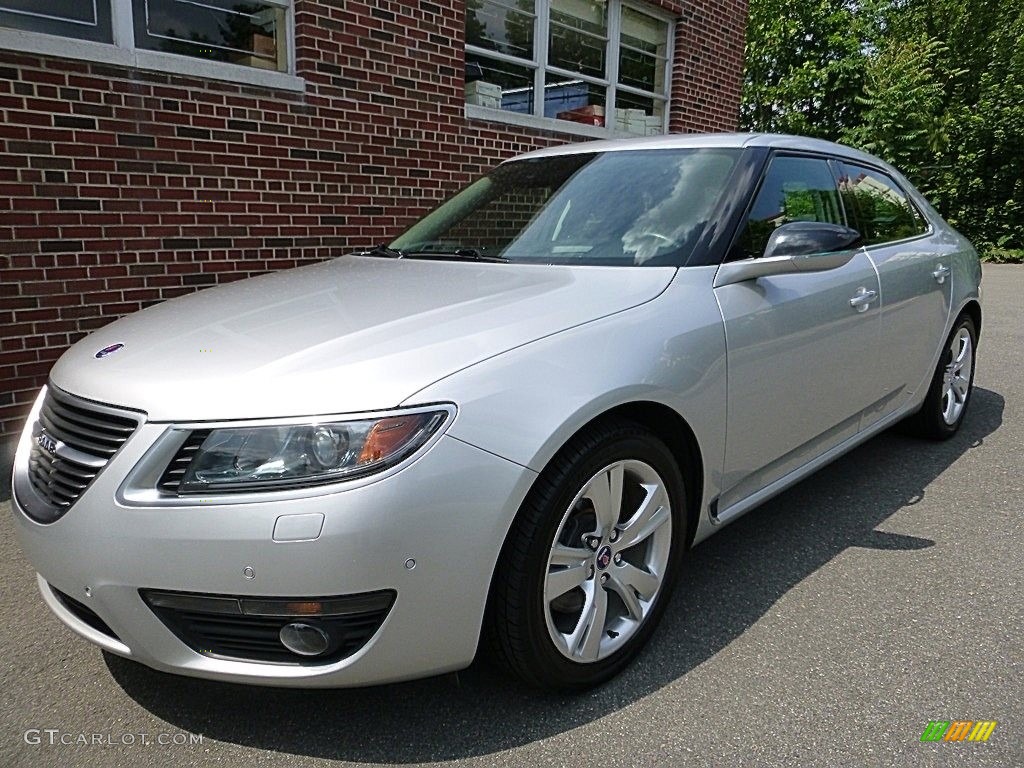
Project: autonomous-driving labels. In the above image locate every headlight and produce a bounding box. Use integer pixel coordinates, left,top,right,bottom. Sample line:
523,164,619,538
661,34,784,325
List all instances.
161,409,450,494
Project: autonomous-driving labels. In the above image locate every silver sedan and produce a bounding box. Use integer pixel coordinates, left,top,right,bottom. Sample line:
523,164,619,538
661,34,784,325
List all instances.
10,133,981,690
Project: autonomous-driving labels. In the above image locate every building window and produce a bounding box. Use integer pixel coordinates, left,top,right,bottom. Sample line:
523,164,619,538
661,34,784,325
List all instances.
0,0,295,85
133,0,287,72
465,0,673,134
0,0,112,43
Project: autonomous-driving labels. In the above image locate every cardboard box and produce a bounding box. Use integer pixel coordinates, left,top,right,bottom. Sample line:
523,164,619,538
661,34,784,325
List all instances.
236,55,278,71
252,32,276,58
466,93,501,109
466,80,502,100
557,105,606,126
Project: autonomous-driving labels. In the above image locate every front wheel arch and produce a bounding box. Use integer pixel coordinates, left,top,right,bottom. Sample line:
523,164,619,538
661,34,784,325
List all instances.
483,417,688,688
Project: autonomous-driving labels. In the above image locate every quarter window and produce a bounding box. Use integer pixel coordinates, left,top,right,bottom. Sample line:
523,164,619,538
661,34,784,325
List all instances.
737,156,844,260
839,164,928,245
465,0,673,134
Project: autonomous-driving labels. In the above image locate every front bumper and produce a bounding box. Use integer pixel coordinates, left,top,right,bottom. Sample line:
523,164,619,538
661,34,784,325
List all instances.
12,421,536,687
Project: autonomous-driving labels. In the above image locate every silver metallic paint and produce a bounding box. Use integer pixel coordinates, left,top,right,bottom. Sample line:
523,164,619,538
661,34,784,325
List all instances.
10,134,982,687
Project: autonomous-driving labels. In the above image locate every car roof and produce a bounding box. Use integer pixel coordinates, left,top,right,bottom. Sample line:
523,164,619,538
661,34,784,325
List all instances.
509,133,888,169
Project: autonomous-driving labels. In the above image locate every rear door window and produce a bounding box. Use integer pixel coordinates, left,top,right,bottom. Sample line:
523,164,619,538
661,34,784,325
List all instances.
838,163,928,245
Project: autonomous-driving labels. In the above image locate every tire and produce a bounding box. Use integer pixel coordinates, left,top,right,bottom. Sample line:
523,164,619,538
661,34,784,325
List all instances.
905,314,977,440
486,419,687,690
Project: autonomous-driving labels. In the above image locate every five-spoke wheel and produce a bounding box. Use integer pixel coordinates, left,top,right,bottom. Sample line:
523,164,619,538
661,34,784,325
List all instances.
544,460,672,663
906,313,977,439
941,325,973,425
487,420,686,690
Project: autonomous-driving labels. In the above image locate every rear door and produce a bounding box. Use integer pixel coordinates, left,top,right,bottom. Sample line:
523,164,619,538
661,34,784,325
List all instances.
837,162,952,423
715,153,882,510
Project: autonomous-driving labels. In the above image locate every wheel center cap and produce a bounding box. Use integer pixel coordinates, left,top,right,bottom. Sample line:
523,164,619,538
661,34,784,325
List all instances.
595,545,613,570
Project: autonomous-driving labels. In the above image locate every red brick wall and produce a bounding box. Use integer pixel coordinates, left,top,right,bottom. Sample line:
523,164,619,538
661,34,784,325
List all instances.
0,0,747,440
670,0,750,133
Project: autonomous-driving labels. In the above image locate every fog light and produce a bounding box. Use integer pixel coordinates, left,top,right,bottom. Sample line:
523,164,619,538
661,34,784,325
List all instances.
279,622,330,656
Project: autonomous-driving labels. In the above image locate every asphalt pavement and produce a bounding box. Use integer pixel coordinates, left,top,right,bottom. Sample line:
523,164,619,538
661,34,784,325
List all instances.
1,264,1021,768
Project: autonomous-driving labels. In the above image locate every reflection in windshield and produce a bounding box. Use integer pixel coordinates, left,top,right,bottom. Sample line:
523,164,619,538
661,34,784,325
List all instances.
389,149,740,267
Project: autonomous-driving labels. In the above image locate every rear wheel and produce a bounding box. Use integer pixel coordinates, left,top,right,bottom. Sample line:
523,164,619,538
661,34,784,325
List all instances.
905,314,977,439
487,420,686,690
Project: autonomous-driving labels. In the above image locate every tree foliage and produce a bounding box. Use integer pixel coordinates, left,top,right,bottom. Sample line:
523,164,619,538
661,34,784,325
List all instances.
741,0,1024,260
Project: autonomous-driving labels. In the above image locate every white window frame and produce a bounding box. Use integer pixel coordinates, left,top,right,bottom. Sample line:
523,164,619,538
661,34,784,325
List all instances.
465,0,675,138
0,0,302,91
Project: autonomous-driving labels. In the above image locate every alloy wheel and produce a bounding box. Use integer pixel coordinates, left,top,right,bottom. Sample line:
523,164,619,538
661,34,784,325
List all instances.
941,327,973,425
543,460,672,663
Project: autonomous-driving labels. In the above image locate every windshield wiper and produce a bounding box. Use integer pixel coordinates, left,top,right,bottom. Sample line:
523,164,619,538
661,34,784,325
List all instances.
404,248,508,263
354,244,407,258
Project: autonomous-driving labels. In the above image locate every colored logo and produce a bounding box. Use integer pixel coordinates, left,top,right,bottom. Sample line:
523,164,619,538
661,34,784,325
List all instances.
95,343,124,359
920,720,997,742
596,545,613,570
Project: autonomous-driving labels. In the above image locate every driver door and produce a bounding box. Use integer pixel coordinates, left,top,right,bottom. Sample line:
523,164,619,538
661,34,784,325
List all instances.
715,154,882,510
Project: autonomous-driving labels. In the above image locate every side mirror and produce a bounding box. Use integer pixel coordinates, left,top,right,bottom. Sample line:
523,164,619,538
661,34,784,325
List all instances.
763,221,862,260
714,221,863,287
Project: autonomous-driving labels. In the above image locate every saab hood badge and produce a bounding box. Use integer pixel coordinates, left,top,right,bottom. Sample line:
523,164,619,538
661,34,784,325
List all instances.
95,343,125,359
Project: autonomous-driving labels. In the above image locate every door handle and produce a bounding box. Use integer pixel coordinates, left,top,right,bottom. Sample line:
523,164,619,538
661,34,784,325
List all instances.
849,287,878,312
932,264,950,284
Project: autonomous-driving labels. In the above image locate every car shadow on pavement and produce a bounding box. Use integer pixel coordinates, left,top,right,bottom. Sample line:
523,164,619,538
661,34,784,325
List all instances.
104,387,1004,763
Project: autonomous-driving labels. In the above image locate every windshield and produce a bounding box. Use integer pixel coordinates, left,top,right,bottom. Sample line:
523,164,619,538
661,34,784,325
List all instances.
389,148,740,266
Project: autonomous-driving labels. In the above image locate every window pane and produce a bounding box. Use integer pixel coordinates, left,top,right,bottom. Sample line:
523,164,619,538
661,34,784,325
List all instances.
0,0,112,43
548,0,607,79
545,73,605,123
466,52,535,113
613,90,664,135
391,149,740,267
839,164,928,245
618,7,667,93
133,0,287,71
466,0,535,60
738,157,843,259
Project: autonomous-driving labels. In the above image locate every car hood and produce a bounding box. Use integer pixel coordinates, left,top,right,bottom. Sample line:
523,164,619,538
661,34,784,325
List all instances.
50,256,675,421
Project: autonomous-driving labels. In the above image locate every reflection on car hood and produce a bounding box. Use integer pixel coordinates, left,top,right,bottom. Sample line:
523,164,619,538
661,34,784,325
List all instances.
50,256,675,421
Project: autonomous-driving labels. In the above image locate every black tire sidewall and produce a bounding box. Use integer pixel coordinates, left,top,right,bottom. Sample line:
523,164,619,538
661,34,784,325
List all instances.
921,315,977,439
511,428,687,689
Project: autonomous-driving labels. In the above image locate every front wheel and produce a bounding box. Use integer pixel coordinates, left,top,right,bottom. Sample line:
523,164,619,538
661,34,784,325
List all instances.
487,420,686,690
905,314,977,439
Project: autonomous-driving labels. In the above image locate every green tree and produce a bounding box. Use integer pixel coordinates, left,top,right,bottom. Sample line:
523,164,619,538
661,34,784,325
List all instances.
842,37,952,180
742,0,1024,260
741,0,871,139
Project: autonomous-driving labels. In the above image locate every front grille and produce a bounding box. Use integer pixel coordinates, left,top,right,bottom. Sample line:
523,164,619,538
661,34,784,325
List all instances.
52,587,121,641
23,388,139,521
141,589,396,665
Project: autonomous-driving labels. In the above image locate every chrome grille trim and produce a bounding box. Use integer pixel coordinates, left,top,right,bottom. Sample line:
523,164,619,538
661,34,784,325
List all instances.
16,386,142,524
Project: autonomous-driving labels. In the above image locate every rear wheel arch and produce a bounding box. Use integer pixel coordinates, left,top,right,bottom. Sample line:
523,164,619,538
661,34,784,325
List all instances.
961,299,982,344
